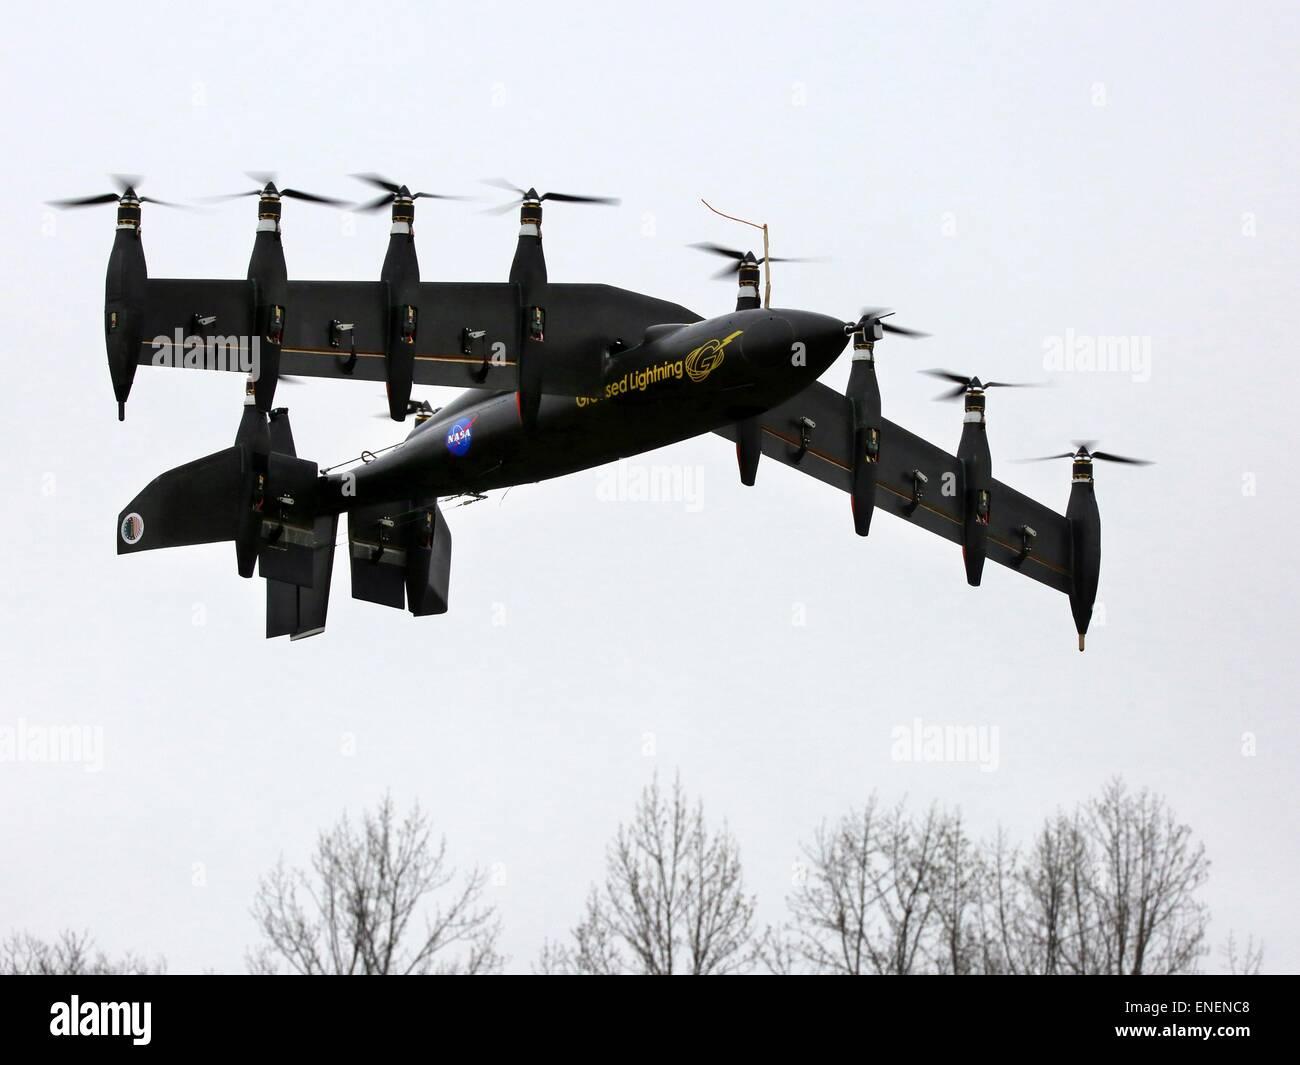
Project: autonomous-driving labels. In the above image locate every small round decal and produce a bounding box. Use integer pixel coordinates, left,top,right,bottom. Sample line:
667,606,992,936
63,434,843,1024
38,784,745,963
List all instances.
120,512,145,545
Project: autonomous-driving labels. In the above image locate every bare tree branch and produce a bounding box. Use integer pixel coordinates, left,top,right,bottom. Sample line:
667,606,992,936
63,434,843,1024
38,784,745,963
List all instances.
1222,930,1264,975
1,929,163,975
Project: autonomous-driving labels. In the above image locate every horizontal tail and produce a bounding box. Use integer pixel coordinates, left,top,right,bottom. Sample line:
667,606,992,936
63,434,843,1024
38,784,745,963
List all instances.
117,447,244,553
117,406,338,640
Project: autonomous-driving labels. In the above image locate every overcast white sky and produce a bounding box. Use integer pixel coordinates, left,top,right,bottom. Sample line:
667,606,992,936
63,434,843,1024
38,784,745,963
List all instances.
1,0,1297,974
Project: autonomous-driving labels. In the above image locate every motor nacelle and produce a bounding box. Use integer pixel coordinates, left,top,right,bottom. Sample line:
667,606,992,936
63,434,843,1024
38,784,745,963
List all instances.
1067,454,1102,651
509,191,548,430
247,185,289,412
380,188,421,421
846,329,882,537
104,194,148,420
384,303,418,420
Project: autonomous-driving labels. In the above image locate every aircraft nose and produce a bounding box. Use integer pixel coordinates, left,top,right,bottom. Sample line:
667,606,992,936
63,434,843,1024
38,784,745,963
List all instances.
783,310,849,368
740,312,794,362
741,310,847,371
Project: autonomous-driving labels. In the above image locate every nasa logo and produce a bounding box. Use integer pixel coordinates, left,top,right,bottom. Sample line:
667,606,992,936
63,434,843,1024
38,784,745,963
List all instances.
445,416,477,456
120,512,145,545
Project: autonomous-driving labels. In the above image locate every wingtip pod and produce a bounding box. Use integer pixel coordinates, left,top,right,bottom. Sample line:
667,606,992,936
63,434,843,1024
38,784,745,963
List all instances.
1066,470,1101,655
105,219,147,420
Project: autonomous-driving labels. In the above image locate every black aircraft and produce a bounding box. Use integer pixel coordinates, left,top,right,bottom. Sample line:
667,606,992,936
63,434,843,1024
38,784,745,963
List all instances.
58,175,1146,647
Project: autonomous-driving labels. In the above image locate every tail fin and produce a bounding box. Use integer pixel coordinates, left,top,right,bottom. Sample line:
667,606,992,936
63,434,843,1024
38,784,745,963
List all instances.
117,406,338,640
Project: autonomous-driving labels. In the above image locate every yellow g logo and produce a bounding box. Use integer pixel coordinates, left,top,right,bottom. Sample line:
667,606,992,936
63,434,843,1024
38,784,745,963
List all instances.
684,330,742,383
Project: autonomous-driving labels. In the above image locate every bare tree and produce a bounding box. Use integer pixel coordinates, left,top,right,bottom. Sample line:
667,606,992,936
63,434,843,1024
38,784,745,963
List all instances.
765,797,946,974
976,781,1212,975
928,811,983,974
540,775,756,974
250,795,501,974
1,929,162,975
970,827,1020,974
1083,779,1209,974
776,780,1222,975
993,811,1097,974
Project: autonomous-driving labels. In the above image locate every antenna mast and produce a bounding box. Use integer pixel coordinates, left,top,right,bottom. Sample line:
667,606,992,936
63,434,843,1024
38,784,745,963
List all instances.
700,199,771,308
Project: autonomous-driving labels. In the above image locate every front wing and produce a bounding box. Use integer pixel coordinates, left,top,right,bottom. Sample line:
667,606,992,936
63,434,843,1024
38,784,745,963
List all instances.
714,382,1073,594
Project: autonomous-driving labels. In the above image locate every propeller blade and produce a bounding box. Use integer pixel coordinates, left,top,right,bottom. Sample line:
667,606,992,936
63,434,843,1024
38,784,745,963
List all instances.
856,308,927,338
482,180,618,213
281,189,349,206
696,244,823,279
199,190,261,202
935,384,969,401
690,242,747,261
245,171,277,187
351,173,402,194
206,181,344,207
882,322,929,338
412,191,474,201
48,172,185,209
1013,452,1077,463
1013,442,1152,465
983,380,1038,389
922,369,973,386
540,192,620,206
1091,450,1154,465
46,192,120,208
354,193,395,213
482,178,526,195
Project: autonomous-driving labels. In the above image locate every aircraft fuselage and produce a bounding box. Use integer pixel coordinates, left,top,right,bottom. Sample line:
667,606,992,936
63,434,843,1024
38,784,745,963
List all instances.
327,307,848,510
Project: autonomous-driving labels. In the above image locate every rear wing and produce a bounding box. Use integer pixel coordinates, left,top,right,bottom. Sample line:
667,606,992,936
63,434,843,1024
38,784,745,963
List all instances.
137,279,521,391
134,279,702,395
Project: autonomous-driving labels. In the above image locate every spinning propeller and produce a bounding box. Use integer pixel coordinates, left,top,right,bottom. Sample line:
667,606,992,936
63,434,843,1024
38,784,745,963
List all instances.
202,172,347,206
923,369,1037,401
848,307,929,339
689,242,821,280
47,174,181,209
1018,441,1154,465
481,179,620,215
351,174,473,213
